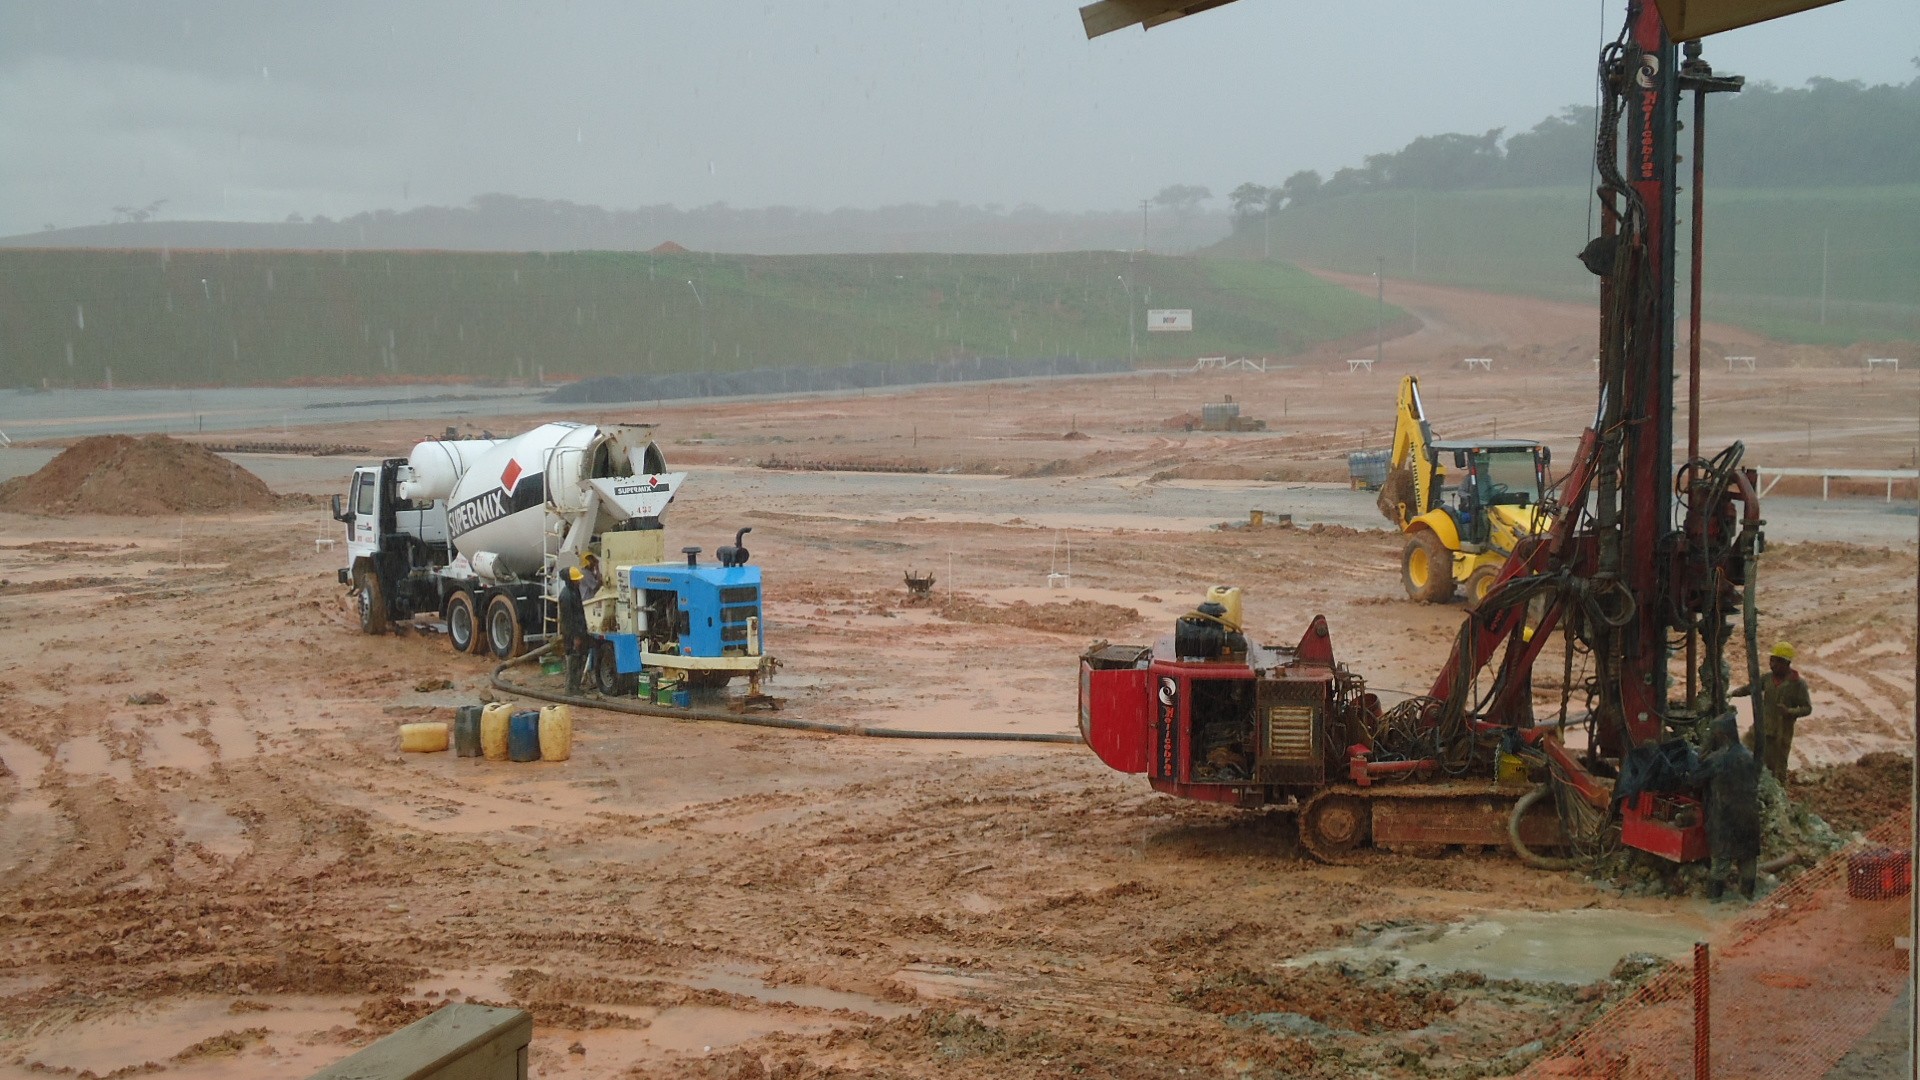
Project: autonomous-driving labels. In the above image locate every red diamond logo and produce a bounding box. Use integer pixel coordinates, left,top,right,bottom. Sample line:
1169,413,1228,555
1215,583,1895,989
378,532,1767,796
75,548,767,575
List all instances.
500,459,523,493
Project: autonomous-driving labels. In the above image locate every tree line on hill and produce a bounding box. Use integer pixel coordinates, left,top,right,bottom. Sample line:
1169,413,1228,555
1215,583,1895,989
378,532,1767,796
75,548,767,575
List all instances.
6,195,1231,256
1228,72,1920,225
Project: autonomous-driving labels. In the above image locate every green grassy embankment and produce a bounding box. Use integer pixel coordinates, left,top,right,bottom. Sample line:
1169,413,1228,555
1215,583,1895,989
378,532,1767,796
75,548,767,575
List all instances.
0,249,1396,387
1216,186,1920,345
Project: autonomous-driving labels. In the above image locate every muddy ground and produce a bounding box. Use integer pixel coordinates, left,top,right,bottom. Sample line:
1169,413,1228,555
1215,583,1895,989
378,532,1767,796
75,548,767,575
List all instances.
0,278,1914,1078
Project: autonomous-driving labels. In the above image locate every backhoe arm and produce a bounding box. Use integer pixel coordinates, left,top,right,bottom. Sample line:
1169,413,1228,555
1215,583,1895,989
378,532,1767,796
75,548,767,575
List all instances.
1389,375,1440,518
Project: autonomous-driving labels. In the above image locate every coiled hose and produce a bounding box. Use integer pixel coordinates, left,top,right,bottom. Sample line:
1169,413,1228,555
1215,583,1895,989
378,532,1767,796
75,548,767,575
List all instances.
1509,784,1585,871
490,643,1083,744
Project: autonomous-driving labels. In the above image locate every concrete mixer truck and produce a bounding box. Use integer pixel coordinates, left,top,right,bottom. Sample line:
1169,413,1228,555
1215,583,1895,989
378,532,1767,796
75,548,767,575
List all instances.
332,423,756,681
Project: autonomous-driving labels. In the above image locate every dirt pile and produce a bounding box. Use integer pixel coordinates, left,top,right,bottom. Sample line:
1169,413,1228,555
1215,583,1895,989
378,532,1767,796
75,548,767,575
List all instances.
1790,751,1914,834
0,435,280,516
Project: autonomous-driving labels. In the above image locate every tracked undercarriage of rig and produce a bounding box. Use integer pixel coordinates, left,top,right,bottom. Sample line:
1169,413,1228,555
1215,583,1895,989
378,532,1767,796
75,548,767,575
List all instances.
1080,3,1769,869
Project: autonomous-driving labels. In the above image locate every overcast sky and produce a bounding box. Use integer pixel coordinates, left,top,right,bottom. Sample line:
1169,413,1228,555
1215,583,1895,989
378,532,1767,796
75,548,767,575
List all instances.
1,1,1913,236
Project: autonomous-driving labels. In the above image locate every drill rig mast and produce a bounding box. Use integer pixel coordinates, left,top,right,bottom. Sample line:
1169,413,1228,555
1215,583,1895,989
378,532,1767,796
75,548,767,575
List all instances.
1079,1,1782,863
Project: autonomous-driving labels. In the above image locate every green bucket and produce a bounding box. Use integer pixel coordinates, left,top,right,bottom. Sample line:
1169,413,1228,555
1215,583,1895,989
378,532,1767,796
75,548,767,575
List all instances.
539,654,564,677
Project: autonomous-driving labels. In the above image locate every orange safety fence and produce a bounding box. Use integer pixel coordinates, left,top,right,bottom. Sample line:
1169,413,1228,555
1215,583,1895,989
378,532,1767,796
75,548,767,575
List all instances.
1522,810,1914,1079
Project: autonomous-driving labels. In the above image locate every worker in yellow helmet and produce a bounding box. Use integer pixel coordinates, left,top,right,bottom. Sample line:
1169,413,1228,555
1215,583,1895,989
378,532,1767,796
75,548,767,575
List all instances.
578,550,603,599
1731,642,1813,781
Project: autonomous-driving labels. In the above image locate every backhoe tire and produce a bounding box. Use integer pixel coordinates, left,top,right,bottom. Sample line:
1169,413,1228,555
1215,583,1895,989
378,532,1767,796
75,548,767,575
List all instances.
1464,565,1500,612
445,591,479,654
485,592,524,660
355,566,389,635
1401,531,1457,604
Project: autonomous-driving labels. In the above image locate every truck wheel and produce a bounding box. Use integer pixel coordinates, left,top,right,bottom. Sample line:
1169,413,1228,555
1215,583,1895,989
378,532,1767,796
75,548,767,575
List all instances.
356,567,390,635
1464,566,1500,612
446,591,479,654
1401,531,1457,604
485,593,524,659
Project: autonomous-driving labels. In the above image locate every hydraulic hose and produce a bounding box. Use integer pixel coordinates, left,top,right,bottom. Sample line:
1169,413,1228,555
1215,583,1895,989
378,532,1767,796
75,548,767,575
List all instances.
489,645,1083,745
1509,784,1585,871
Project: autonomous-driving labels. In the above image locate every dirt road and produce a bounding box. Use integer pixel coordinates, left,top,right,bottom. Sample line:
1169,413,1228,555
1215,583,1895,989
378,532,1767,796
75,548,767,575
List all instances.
0,281,1912,1078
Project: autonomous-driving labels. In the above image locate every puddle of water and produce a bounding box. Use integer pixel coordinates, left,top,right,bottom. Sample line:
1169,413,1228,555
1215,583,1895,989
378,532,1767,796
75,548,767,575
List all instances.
891,964,999,1000
0,796,65,877
0,731,51,788
166,794,251,859
147,724,215,770
411,967,518,1004
639,1005,837,1054
202,707,258,760
55,735,133,783
683,966,910,1018
12,995,360,1075
544,835,676,868
1286,908,1715,985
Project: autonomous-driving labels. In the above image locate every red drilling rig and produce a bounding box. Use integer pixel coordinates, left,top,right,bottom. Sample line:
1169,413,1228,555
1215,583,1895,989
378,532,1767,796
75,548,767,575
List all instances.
1078,0,1782,864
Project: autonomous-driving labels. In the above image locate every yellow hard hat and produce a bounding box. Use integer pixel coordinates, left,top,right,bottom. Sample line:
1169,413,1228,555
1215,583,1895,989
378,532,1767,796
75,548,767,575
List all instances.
581,551,598,565
1770,642,1795,661
566,567,583,582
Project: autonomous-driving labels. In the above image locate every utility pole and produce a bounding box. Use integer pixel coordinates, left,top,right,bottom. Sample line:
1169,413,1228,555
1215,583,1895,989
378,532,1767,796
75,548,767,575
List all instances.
1819,228,1829,326
1263,213,1271,260
1140,199,1149,252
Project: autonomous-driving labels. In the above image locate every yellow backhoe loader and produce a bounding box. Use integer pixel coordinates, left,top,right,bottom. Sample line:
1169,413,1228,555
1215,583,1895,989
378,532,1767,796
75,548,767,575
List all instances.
1378,375,1552,609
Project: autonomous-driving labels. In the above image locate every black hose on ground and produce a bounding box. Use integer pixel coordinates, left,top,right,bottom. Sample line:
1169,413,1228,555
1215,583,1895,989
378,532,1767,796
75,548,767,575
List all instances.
1509,784,1585,871
489,646,1083,745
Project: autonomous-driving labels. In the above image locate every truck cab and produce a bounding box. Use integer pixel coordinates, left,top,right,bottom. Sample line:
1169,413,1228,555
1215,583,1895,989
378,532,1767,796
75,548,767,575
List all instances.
333,460,450,633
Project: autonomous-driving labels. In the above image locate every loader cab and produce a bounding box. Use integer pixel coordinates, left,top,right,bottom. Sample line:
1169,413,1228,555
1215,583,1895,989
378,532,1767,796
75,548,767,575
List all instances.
1430,440,1550,545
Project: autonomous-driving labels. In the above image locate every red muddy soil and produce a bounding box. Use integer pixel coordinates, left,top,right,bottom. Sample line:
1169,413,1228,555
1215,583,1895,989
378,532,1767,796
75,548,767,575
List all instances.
0,280,1911,1078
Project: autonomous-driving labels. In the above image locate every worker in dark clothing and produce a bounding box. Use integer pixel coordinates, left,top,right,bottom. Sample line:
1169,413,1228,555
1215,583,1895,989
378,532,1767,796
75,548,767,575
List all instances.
557,566,592,695
575,551,606,681
1688,712,1762,901
1732,641,1813,780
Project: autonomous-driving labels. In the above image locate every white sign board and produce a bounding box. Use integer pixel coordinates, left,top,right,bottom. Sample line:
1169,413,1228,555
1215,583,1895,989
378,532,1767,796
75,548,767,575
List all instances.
1147,309,1193,332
